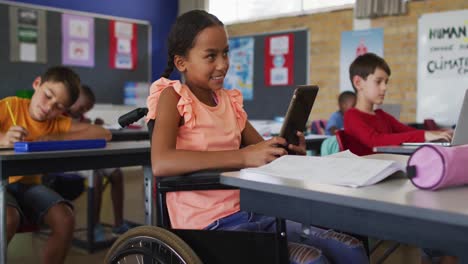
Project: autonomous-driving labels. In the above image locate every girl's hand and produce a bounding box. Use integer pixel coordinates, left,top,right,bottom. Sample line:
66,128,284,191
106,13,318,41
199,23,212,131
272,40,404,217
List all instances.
241,136,288,167
424,130,453,142
0,126,28,146
287,131,306,155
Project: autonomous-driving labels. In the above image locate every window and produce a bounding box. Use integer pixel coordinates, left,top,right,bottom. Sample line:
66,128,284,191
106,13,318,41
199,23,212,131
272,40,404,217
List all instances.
208,0,355,24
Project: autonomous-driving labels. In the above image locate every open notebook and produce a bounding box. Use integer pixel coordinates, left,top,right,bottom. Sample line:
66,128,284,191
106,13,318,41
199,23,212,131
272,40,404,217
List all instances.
240,151,405,188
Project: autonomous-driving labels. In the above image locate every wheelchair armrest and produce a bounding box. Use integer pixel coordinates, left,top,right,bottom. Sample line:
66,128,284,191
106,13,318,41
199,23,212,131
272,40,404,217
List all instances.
156,170,237,193
155,170,238,228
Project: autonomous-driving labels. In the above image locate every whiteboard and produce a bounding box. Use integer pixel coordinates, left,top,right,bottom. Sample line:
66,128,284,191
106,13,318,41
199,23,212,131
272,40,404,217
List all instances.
417,9,468,126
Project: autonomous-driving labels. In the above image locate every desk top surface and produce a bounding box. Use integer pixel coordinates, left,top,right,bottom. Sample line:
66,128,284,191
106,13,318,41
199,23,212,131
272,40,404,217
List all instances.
0,140,150,160
373,145,418,155
304,134,329,140
110,129,150,142
221,170,468,227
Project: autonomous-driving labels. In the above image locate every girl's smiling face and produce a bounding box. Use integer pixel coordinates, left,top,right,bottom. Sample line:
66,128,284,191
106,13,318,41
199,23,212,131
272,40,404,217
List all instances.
175,25,230,94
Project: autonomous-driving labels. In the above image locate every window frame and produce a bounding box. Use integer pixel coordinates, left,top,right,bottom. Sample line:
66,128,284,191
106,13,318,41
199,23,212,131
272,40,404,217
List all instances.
208,0,355,25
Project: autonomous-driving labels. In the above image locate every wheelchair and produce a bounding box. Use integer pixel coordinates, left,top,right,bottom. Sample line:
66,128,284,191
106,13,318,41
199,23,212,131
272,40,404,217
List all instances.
105,108,289,264
105,108,393,264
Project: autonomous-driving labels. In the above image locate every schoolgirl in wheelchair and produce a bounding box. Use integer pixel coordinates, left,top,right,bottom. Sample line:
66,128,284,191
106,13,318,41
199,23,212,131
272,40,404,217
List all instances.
110,9,369,264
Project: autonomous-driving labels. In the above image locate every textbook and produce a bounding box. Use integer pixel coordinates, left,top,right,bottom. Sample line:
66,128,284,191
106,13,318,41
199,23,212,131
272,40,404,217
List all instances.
14,139,107,152
240,151,405,188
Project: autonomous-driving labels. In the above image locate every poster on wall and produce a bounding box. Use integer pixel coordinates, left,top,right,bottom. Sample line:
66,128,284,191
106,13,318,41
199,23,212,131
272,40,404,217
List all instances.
417,9,468,125
340,28,384,92
264,34,294,86
62,14,94,67
9,6,47,63
123,81,149,107
224,37,254,100
109,21,137,70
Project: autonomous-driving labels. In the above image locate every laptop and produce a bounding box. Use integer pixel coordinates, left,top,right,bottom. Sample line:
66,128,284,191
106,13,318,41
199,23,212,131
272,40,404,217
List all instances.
402,89,468,147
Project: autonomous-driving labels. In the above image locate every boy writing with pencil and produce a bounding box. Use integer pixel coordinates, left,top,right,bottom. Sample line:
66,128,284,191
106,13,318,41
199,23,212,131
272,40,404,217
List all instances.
0,66,111,264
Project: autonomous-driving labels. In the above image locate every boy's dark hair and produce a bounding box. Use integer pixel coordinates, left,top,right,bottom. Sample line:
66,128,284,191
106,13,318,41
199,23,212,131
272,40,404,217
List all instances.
338,91,356,105
349,53,391,92
41,66,81,106
80,85,96,105
162,10,224,78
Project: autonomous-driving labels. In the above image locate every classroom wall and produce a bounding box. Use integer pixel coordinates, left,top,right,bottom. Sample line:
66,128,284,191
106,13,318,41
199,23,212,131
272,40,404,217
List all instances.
226,0,468,123
8,0,178,81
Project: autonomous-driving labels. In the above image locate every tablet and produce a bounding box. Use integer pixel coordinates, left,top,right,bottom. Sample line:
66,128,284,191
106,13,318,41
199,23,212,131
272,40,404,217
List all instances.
279,85,319,153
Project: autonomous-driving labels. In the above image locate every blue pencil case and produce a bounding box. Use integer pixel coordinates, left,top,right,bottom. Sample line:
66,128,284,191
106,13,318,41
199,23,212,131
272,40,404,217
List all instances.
14,139,107,152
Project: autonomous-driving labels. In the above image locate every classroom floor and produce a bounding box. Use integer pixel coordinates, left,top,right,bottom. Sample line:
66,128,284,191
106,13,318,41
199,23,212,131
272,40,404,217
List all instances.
7,167,422,264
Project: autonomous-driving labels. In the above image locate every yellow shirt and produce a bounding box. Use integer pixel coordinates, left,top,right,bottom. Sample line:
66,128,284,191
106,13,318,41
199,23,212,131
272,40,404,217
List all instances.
0,97,72,184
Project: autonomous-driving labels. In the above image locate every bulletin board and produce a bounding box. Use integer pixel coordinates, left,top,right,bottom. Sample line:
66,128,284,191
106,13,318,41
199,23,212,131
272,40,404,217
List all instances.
417,9,468,125
235,29,309,120
0,1,151,104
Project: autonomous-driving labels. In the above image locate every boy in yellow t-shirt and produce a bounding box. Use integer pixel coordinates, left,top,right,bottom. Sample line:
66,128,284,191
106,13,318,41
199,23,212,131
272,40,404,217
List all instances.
0,66,111,264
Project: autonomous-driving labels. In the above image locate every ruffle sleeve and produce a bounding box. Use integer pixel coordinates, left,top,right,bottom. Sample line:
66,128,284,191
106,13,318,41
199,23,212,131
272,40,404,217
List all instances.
145,77,196,128
225,89,247,131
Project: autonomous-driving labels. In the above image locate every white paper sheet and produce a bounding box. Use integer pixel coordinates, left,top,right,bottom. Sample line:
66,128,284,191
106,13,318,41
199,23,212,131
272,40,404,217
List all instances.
240,152,405,187
19,43,36,62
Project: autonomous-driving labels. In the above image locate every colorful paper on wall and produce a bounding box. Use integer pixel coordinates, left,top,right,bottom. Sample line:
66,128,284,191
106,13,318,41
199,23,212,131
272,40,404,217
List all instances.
62,14,94,67
264,34,294,86
9,6,47,63
340,28,384,92
109,21,137,70
123,82,149,106
224,37,254,100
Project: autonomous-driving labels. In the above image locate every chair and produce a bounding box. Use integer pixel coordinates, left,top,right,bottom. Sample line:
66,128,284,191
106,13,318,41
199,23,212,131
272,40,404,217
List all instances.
335,130,366,156
423,119,440,130
106,108,289,264
335,129,400,264
155,170,235,228
407,122,425,129
336,129,383,156
310,119,327,135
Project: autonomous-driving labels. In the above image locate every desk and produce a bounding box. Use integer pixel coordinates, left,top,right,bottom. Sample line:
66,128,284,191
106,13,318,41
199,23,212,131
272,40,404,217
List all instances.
251,120,328,155
263,134,328,155
220,172,468,262
0,141,153,263
110,129,149,142
305,134,328,155
111,128,326,153
374,145,418,155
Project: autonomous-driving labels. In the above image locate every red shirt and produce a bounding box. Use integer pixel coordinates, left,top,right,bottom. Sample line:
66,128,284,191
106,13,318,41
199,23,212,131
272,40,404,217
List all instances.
344,108,425,155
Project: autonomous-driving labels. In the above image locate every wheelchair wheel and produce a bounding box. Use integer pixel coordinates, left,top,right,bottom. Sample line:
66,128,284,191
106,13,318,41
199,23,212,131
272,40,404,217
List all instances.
105,226,202,264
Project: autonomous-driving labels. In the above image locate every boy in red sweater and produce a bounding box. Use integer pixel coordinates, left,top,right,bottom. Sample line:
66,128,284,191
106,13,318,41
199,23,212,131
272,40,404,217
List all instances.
344,53,456,264
343,53,452,156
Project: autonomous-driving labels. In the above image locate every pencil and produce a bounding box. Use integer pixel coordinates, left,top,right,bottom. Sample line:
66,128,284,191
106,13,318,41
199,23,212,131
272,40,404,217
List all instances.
6,101,17,126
